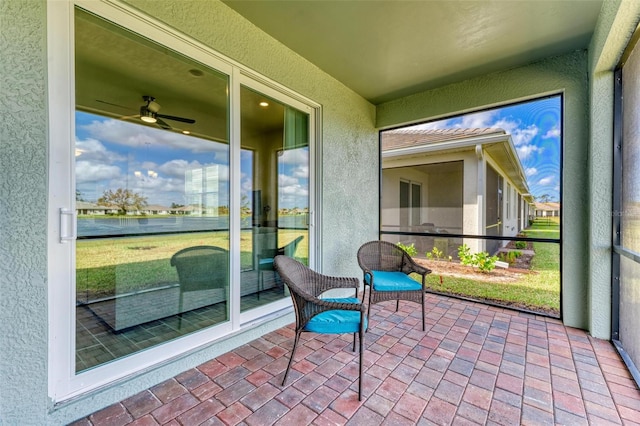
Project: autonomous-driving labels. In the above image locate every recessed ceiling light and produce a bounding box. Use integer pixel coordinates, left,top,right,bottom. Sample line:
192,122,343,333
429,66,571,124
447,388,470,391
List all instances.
182,130,190,135
188,69,204,77
259,101,269,107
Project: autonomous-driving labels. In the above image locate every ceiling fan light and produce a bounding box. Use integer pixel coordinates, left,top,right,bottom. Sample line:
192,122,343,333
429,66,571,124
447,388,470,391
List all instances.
140,107,157,123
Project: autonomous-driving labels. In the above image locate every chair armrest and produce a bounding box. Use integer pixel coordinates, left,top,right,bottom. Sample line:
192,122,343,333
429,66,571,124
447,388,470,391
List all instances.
316,275,360,290
402,255,432,276
314,297,365,312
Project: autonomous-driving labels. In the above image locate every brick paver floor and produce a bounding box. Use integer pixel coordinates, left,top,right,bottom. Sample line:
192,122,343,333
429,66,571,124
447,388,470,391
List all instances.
72,293,640,425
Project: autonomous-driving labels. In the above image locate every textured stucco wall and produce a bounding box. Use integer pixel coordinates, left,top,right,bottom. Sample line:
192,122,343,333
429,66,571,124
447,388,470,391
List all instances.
0,0,51,424
587,0,640,339
1,0,377,423
377,51,591,330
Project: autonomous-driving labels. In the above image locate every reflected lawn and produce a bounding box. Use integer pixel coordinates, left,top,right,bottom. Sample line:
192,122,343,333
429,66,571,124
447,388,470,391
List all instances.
76,229,308,301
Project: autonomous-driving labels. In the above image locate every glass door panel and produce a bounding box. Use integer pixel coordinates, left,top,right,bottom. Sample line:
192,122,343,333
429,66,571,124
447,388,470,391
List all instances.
74,8,229,372
240,85,310,312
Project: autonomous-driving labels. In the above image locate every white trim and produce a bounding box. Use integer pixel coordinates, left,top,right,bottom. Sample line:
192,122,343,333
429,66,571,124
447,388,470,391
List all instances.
48,0,321,402
230,67,242,331
382,133,507,158
48,0,76,400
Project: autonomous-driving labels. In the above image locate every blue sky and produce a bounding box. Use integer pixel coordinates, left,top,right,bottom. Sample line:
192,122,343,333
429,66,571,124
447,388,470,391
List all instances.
75,111,309,209
412,96,561,201
76,95,559,209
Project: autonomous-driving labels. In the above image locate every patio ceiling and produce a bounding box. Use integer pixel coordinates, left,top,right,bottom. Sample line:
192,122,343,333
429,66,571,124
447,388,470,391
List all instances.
222,0,604,104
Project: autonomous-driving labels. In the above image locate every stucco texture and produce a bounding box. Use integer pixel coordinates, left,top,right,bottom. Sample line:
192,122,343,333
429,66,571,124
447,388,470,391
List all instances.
0,0,50,424
1,0,377,423
2,0,640,423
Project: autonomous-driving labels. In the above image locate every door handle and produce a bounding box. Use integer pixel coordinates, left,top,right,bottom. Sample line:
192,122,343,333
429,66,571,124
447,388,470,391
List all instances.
60,208,76,243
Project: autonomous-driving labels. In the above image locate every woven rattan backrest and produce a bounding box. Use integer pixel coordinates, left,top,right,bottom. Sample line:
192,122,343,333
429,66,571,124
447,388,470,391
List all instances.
357,240,407,272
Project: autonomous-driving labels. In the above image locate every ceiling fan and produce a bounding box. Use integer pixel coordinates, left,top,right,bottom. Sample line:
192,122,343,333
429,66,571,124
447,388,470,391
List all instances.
138,95,196,130
96,96,196,130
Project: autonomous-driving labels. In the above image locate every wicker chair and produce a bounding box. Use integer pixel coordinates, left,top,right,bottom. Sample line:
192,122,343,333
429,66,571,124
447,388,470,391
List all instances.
357,240,431,331
274,255,367,400
170,246,229,326
257,235,304,298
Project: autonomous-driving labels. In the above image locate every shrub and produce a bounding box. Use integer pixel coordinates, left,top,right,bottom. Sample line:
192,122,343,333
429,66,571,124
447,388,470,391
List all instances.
397,242,417,256
474,251,499,273
499,250,522,264
457,244,499,272
515,240,527,249
457,244,474,266
426,246,444,261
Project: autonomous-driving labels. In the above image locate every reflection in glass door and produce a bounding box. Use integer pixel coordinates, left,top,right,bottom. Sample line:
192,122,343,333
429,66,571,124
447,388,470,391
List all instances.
74,8,230,372
240,85,310,312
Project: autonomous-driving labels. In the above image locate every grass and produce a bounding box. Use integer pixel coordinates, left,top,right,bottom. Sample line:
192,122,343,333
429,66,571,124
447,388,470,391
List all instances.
421,218,561,316
77,216,561,316
76,228,308,301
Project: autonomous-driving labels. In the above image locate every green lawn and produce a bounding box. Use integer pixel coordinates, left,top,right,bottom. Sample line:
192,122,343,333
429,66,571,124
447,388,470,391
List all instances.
421,219,561,316
76,229,308,301
77,217,561,316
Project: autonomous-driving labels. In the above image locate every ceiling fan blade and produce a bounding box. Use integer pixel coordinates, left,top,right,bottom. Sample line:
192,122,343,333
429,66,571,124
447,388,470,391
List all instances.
156,113,196,124
156,118,172,130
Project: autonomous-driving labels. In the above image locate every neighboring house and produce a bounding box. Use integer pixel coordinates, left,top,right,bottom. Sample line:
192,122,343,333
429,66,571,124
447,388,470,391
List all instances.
2,1,638,424
75,201,111,215
142,204,171,215
534,202,561,217
381,128,533,255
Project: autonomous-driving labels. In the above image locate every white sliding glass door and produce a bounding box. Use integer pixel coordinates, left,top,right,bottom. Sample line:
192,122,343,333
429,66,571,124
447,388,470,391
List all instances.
48,1,317,401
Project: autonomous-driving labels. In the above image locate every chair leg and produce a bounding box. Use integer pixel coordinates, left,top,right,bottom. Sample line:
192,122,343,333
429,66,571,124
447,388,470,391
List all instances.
282,330,301,386
257,270,262,300
352,333,356,352
178,291,184,329
422,292,426,331
358,327,364,401
366,292,372,333
396,299,400,312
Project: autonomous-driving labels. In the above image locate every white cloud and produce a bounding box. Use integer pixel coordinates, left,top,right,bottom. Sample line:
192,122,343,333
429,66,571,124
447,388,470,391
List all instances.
517,144,542,160
279,174,299,187
279,148,309,165
76,161,121,183
510,125,538,147
75,138,126,163
491,117,520,134
158,159,205,178
538,176,555,186
543,127,560,139
292,165,309,179
458,110,499,128
80,119,226,154
525,167,538,177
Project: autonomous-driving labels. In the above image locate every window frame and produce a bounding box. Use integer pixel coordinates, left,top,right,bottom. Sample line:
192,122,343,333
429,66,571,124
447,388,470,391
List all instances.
47,0,320,402
612,30,640,387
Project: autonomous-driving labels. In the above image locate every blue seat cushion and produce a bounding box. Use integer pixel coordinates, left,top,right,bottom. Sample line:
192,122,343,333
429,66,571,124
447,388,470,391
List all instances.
365,271,422,292
304,297,367,334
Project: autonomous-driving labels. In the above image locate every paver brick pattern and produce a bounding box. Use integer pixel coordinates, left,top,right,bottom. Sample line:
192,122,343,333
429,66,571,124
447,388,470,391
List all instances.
73,294,640,425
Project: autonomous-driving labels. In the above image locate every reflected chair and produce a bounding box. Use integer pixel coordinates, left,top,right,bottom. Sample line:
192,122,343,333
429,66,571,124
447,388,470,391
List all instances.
257,235,304,297
274,255,367,400
170,246,229,326
357,240,431,331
